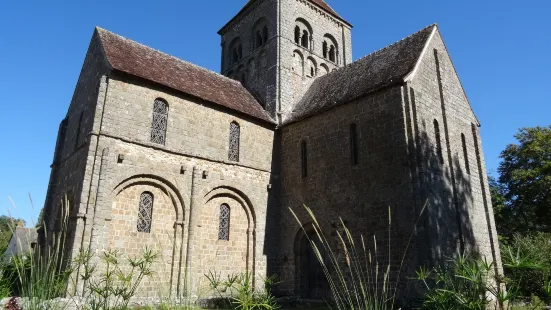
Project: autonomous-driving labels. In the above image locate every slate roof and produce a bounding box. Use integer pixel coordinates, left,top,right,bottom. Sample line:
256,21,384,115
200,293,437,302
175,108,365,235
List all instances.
4,227,37,258
95,28,275,124
284,24,437,125
308,0,347,23
219,0,350,34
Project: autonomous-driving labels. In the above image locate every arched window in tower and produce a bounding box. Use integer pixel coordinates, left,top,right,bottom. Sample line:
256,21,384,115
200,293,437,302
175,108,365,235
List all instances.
295,19,313,50
218,204,230,241
137,192,154,233
255,32,263,49
329,46,336,62
75,112,83,151
301,30,309,48
229,38,243,66
293,50,304,76
306,57,316,78
434,119,443,162
301,140,308,178
461,133,470,175
150,98,168,145
262,25,269,43
253,18,269,50
323,34,338,63
228,121,240,162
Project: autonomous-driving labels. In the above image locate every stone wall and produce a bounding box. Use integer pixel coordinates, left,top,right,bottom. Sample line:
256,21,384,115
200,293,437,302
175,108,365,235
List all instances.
41,29,109,256
279,0,352,119
219,0,352,121
273,85,420,298
220,0,278,117
66,72,275,298
406,28,502,271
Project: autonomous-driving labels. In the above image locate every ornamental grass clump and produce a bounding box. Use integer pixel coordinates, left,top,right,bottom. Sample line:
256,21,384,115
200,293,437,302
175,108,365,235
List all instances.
290,203,427,310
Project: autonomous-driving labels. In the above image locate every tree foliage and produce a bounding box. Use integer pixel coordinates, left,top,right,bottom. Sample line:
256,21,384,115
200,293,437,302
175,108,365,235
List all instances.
0,216,26,254
493,125,551,237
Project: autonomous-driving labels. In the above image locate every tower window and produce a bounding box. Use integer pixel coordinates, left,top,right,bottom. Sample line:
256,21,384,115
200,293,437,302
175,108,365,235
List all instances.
306,58,316,78
461,133,470,175
301,30,309,49
262,26,268,43
255,32,263,49
329,46,336,62
323,34,338,63
228,121,240,162
218,204,230,240
294,26,300,44
301,140,308,178
150,98,168,145
75,112,83,151
350,123,359,165
229,38,243,66
434,119,443,162
137,192,154,233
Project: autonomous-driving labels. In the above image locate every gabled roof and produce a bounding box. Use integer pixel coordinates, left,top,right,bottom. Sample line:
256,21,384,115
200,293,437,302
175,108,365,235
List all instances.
95,28,275,124
284,24,437,125
308,0,346,23
219,0,351,34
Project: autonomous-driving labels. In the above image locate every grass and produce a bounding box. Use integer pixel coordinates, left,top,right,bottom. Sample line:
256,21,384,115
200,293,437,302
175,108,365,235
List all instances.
290,202,427,310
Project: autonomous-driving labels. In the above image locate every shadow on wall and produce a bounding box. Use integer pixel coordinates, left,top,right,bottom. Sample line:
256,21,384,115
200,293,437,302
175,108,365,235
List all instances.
262,103,491,303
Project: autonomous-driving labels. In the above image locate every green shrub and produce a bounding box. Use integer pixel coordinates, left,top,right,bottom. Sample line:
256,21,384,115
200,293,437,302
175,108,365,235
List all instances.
416,250,546,310
501,233,551,301
73,247,159,310
204,270,280,310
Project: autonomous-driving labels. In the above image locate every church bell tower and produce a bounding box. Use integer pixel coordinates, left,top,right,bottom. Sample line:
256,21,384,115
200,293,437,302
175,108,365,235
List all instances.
218,0,352,123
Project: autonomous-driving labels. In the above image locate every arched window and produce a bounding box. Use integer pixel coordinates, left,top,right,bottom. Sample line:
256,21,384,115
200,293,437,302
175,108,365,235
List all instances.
329,46,336,62
255,31,263,49
320,64,330,76
150,98,168,145
228,121,240,162
262,25,269,43
350,123,359,165
323,34,338,63
434,119,443,162
229,38,243,66
75,112,83,151
306,58,316,78
461,133,470,175
218,204,230,240
295,19,313,50
137,192,154,233
293,50,304,76
301,140,308,178
301,30,309,48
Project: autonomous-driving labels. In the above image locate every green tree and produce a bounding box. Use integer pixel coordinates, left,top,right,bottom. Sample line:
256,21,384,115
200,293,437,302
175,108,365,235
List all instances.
495,125,551,237
0,216,25,254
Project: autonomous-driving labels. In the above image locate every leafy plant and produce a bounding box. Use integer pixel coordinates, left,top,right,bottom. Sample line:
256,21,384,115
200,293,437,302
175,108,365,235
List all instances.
416,249,545,310
290,202,427,310
204,270,280,310
501,233,551,302
73,247,159,310
11,196,74,310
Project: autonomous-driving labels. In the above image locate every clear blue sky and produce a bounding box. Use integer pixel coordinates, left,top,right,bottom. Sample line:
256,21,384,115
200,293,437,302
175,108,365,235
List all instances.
0,0,549,225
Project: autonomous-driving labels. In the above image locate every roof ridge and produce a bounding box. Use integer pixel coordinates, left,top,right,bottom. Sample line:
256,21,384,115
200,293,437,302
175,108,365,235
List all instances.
353,23,437,64
95,27,242,86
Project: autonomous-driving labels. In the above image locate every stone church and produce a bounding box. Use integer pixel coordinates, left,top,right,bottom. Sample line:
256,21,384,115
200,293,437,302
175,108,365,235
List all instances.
41,0,502,302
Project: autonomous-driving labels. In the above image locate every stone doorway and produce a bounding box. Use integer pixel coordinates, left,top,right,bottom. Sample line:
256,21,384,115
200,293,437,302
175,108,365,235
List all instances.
296,229,330,300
